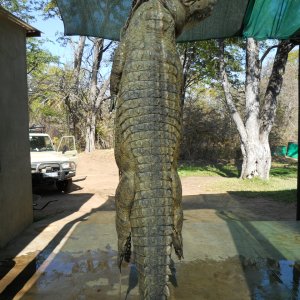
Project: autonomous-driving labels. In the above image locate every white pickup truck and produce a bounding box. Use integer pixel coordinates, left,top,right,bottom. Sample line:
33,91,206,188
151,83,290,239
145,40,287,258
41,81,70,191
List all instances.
29,132,77,192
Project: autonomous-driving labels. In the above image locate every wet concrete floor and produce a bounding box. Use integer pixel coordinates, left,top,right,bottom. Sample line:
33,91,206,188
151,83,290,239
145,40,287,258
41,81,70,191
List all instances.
1,209,300,299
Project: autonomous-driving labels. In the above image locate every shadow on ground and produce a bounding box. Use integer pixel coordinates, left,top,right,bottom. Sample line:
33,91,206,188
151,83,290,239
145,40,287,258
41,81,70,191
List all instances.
228,189,297,204
214,213,300,299
0,181,95,299
179,160,241,178
32,182,88,222
1,190,299,299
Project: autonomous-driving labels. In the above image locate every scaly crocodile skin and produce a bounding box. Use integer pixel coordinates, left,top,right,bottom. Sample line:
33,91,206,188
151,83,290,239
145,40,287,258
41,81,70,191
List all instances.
110,1,215,298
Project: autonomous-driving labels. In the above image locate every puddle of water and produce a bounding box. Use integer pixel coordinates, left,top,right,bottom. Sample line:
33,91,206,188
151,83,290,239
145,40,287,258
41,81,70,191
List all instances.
172,256,300,300
243,258,300,300
0,247,138,300
24,247,140,300
1,250,300,300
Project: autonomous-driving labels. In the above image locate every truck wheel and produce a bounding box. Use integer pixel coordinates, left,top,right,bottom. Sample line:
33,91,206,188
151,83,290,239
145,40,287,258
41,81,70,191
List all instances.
56,179,72,193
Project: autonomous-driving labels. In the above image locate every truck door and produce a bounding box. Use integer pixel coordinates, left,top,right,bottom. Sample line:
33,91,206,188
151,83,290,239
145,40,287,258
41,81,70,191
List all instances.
57,136,78,161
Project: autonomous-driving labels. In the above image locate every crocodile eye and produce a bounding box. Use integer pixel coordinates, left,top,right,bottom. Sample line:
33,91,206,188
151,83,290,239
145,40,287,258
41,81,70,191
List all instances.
181,0,196,6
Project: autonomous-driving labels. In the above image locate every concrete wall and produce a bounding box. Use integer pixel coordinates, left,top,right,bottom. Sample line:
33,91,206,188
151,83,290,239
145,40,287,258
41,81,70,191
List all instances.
0,16,33,248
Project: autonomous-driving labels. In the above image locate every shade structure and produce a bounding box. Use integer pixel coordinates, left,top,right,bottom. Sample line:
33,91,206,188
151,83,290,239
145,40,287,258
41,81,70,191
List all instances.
244,0,300,40
57,0,300,41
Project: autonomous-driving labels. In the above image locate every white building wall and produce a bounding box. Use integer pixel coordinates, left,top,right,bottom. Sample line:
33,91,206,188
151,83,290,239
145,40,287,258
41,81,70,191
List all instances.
0,16,33,247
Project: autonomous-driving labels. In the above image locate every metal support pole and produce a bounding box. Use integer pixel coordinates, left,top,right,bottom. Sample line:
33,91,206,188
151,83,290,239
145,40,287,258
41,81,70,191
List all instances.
297,45,300,221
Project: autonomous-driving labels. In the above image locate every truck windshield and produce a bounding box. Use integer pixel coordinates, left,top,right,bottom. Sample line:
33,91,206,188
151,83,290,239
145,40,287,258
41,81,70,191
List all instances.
30,136,54,152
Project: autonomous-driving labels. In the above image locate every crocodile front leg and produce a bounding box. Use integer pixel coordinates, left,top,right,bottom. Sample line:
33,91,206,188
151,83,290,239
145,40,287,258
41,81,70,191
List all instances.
115,170,135,268
171,171,183,259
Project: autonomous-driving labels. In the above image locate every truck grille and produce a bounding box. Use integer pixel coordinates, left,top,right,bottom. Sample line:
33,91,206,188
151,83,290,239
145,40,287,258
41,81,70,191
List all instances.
38,163,60,173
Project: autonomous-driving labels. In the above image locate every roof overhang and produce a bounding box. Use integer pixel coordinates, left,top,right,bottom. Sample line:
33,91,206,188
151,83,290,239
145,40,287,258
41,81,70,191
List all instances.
0,6,41,37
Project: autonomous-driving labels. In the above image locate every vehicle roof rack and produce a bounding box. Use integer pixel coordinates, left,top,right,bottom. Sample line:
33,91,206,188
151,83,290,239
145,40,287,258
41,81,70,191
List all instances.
29,124,46,133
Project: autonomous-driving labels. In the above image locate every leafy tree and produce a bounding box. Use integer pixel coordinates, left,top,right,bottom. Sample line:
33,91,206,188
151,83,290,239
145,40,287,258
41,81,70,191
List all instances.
0,0,36,21
1,0,63,131
178,37,296,179
34,1,116,152
28,64,67,135
3,0,114,151
177,39,245,97
27,38,59,74
56,37,113,152
1,0,59,75
177,39,246,166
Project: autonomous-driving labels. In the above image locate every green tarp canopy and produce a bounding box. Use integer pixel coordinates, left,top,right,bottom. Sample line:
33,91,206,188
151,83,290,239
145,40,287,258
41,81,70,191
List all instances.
57,0,300,41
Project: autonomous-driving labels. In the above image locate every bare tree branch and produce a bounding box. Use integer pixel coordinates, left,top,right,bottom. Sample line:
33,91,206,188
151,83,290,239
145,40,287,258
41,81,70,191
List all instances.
260,45,278,66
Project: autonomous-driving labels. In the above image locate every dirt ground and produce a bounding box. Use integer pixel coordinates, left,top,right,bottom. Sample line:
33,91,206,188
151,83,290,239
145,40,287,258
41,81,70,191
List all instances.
33,149,297,223
1,150,299,299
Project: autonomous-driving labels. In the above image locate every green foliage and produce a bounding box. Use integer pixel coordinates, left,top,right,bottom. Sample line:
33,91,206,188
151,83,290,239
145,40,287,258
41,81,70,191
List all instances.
30,96,64,123
1,0,61,20
1,0,68,136
41,105,58,117
0,0,36,21
27,38,59,74
0,0,59,75
177,38,245,93
223,38,246,85
29,64,69,136
177,40,219,87
288,49,299,63
36,0,61,19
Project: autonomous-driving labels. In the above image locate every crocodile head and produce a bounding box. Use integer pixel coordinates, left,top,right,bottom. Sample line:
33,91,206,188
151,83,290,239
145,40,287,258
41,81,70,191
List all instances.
163,0,217,37
182,0,217,26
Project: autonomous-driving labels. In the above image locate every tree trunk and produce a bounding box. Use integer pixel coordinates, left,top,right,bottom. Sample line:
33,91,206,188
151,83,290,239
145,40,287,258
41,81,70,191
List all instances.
241,38,265,178
240,139,271,179
260,40,295,139
59,37,111,152
84,38,104,153
64,36,86,140
219,38,294,179
85,114,96,153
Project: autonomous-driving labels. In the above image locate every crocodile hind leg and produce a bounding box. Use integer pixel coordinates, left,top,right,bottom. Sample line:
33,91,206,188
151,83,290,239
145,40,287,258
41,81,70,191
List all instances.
115,171,135,269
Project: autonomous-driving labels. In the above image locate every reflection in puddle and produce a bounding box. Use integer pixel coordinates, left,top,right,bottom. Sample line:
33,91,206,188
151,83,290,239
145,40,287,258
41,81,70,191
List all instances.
26,247,140,299
1,251,299,299
173,257,300,300
244,258,300,300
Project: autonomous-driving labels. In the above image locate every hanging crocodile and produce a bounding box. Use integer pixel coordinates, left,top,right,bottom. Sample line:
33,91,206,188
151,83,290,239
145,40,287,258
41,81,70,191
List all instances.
110,0,216,298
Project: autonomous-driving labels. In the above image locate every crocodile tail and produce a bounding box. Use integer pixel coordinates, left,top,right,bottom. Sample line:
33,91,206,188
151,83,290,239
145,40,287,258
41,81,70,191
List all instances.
130,161,182,299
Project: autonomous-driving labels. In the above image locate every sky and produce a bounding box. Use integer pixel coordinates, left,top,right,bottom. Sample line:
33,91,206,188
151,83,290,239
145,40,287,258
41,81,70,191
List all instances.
29,9,298,77
31,12,74,63
30,12,114,76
